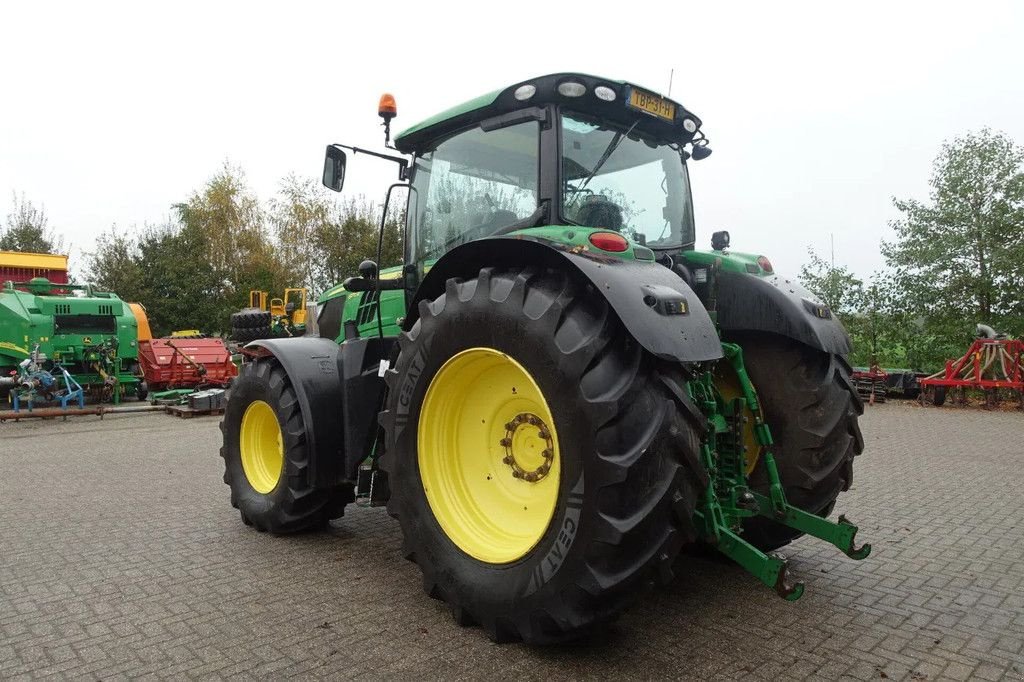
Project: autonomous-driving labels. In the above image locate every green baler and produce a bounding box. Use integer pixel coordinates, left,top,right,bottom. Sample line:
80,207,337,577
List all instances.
0,278,141,404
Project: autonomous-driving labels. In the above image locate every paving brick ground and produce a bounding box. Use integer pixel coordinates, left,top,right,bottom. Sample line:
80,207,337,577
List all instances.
1,403,1022,680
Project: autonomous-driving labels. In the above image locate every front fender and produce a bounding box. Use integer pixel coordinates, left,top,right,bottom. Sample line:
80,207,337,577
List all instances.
407,237,723,363
246,337,345,487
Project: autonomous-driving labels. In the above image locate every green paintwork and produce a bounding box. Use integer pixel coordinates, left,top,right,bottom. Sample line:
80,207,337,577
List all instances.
321,229,656,343
0,279,140,398
691,342,870,600
395,89,502,147
507,225,656,260
680,249,772,276
318,266,405,343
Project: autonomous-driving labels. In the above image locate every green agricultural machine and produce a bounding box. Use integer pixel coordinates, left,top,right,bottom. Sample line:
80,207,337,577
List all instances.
0,277,142,406
220,74,869,643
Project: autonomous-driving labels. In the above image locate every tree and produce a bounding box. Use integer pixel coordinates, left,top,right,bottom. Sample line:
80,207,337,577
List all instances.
269,177,404,297
134,223,230,336
799,247,863,315
883,129,1024,340
270,175,332,294
85,165,407,335
86,226,147,298
175,163,297,316
84,222,230,337
1,193,65,254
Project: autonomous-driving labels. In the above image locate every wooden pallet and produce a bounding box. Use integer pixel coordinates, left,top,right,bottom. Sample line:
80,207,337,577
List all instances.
165,405,225,419
855,380,887,404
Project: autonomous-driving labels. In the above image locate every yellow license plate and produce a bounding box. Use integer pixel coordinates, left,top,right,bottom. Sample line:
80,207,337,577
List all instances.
628,88,676,122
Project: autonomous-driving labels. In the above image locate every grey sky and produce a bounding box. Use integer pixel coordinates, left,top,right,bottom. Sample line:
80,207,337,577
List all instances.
2,1,1021,279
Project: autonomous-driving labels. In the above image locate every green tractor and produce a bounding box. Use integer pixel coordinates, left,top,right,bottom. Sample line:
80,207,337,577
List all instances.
220,74,868,643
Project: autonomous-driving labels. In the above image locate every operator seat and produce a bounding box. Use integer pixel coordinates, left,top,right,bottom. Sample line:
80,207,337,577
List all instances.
576,197,623,231
470,208,519,237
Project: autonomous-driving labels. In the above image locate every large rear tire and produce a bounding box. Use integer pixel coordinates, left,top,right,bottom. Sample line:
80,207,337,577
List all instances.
231,309,268,329
380,267,707,644
220,357,351,533
729,333,864,551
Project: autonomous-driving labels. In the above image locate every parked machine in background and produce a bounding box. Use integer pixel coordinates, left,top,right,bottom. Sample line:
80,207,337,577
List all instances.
0,275,143,406
920,324,1024,408
230,288,308,342
0,250,70,287
130,306,237,400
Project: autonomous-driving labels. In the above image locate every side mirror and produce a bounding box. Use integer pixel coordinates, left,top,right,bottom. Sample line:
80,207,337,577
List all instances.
322,146,347,192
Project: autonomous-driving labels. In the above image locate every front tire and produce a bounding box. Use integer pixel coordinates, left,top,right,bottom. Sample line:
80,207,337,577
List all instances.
380,267,706,644
220,357,351,533
730,333,864,551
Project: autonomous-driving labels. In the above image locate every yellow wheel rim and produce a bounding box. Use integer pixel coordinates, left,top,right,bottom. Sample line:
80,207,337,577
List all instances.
418,348,561,564
240,399,284,494
714,365,763,475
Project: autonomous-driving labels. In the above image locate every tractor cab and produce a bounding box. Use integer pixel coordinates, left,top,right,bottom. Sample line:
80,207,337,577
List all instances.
324,74,714,292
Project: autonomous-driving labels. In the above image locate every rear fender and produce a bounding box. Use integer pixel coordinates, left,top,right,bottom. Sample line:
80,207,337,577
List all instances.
406,237,723,363
715,272,852,355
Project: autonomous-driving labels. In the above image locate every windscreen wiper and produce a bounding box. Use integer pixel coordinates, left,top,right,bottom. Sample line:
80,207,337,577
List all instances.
576,120,639,194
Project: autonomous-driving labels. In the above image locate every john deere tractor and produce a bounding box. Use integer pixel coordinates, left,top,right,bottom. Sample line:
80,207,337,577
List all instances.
220,74,868,643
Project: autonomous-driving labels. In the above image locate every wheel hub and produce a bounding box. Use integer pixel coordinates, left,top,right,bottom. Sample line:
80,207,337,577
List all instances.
417,347,561,564
239,399,284,494
500,412,554,483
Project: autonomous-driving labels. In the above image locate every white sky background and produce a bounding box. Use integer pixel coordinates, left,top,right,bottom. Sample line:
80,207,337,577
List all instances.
1,1,1022,279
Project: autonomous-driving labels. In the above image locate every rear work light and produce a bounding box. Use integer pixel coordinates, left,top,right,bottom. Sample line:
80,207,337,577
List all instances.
757,256,774,273
588,232,629,252
514,84,536,101
558,81,586,97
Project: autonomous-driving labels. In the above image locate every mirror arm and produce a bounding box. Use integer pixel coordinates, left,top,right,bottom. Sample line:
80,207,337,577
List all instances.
329,143,409,180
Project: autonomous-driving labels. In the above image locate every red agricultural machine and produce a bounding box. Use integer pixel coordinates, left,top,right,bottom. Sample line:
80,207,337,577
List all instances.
852,364,888,404
919,324,1024,408
129,307,237,399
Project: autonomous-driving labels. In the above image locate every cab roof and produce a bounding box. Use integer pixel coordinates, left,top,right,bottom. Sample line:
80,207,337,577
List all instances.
393,73,702,154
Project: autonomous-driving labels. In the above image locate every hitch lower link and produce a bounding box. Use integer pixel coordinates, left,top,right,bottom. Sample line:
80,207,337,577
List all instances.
692,343,871,600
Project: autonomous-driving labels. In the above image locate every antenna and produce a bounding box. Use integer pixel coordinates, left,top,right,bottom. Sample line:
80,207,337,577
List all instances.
667,69,674,97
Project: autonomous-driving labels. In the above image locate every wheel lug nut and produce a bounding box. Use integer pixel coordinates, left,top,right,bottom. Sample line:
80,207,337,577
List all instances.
538,429,550,440
512,470,522,478
500,438,512,447
505,422,516,431
528,416,540,425
503,456,514,465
